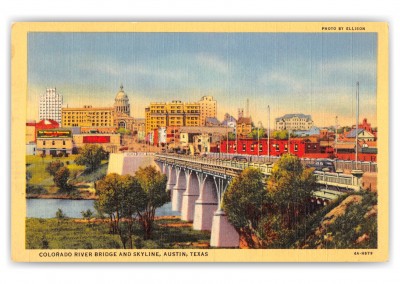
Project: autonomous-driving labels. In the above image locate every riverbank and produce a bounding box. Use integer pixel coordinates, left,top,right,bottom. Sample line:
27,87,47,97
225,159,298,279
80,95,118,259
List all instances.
26,217,211,249
26,154,108,199
26,192,98,200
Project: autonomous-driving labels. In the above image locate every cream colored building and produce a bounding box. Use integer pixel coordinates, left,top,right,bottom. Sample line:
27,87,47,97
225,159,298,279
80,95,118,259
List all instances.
145,100,200,134
199,96,217,126
62,105,115,127
275,113,314,131
36,129,73,156
113,85,135,130
114,84,130,116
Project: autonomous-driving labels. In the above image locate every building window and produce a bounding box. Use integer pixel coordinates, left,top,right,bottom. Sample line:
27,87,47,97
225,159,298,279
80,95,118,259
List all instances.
250,144,255,151
63,140,66,145
242,143,246,152
284,144,288,151
294,144,298,152
43,141,46,146
259,143,263,152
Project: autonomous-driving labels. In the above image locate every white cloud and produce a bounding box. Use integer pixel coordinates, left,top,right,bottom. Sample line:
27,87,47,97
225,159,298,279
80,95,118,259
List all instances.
258,71,307,91
195,53,229,74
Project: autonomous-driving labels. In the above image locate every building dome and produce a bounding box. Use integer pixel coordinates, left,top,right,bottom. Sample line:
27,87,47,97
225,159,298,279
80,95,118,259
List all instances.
115,85,128,100
114,84,130,116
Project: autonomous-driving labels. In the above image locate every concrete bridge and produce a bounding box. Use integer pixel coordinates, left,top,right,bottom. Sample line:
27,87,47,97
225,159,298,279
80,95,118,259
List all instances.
154,153,364,248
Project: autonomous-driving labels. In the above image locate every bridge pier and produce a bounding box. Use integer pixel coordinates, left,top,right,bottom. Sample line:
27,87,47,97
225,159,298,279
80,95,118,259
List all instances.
209,177,239,248
181,171,200,221
166,165,176,194
172,167,186,212
162,163,168,176
193,176,218,231
210,210,240,248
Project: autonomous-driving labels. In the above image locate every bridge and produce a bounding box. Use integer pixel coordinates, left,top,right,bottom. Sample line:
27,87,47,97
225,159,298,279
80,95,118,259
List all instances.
153,153,364,248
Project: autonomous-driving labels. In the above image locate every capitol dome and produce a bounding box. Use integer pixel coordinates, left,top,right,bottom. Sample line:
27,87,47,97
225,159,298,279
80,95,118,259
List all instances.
114,84,130,116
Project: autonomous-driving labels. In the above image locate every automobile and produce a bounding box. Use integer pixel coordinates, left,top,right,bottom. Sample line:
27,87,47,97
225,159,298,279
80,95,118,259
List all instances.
231,156,248,162
306,159,336,172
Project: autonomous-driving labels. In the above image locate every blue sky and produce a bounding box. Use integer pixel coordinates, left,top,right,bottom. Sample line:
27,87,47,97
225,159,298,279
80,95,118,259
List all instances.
28,32,377,127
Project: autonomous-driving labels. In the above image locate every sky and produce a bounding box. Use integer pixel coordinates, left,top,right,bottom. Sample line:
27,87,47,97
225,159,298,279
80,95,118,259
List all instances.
27,32,377,128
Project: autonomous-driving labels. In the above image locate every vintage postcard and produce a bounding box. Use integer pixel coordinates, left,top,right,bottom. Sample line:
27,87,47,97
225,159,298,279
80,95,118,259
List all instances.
11,22,389,262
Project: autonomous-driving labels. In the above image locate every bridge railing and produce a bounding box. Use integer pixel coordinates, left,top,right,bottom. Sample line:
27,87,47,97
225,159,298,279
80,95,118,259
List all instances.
155,154,273,175
207,153,377,172
314,171,357,189
155,154,361,191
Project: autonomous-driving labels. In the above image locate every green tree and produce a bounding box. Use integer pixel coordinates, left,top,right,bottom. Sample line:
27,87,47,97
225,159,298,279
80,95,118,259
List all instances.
223,168,267,248
53,167,70,191
95,173,146,248
267,154,317,231
75,144,107,172
247,128,265,139
272,130,288,140
55,208,67,225
95,168,168,247
46,160,64,176
81,209,94,224
117,127,131,135
135,166,169,240
228,132,236,140
95,173,126,238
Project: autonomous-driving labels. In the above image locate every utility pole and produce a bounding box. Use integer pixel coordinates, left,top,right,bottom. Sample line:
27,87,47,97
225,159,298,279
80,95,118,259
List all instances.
246,98,249,117
235,125,238,154
355,82,359,168
226,125,229,155
257,122,260,157
351,81,363,184
268,105,270,162
335,115,338,156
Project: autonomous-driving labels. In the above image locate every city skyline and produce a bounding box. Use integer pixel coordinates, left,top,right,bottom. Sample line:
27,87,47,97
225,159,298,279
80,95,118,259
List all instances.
27,32,377,127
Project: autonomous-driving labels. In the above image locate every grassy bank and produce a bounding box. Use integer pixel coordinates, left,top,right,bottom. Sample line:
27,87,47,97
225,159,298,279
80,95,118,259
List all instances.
26,155,107,199
26,217,211,249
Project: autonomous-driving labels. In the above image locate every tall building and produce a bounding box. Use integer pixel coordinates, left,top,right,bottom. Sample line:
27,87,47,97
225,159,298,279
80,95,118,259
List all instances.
114,84,130,116
275,113,314,131
199,96,217,126
39,88,63,125
62,105,114,127
145,100,201,134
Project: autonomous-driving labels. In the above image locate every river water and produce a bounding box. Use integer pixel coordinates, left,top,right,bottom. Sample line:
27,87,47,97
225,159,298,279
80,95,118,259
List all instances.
26,199,179,218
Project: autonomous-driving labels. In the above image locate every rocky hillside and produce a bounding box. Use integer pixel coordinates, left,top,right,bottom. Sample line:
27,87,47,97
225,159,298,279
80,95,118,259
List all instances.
300,192,377,249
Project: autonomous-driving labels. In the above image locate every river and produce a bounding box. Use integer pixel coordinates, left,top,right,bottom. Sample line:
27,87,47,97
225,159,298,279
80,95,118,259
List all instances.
26,199,179,218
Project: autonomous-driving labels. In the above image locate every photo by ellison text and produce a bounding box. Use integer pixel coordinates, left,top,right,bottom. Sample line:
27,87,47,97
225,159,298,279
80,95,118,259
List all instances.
322,26,366,31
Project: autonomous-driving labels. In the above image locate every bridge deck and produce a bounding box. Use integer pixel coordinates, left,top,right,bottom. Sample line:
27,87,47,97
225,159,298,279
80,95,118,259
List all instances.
155,154,361,191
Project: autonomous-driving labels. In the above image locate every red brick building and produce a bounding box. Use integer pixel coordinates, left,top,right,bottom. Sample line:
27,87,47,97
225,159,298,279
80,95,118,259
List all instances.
219,138,320,157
